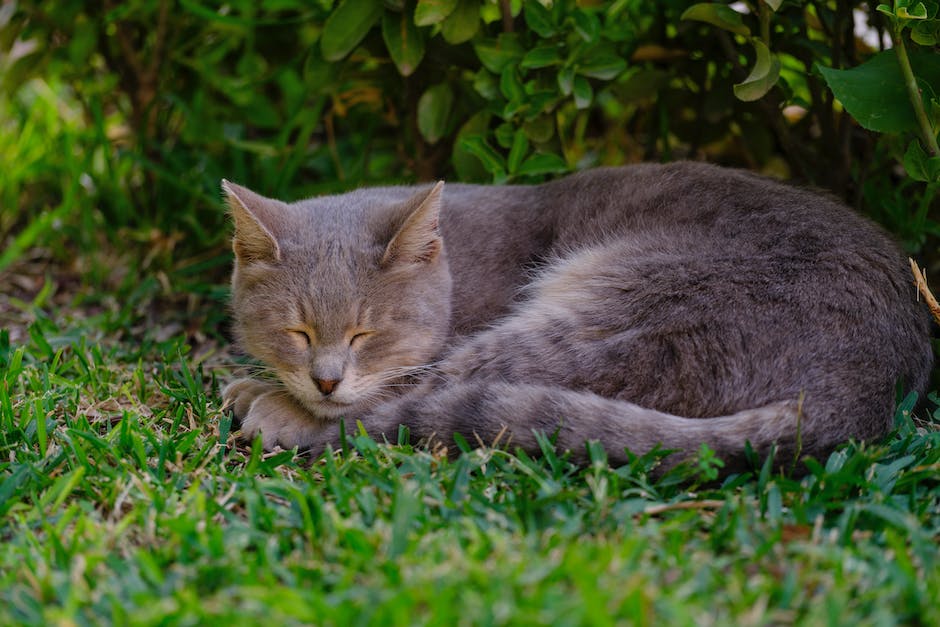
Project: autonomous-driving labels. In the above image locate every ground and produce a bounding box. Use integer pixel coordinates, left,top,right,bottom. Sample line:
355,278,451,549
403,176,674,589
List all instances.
1,251,939,625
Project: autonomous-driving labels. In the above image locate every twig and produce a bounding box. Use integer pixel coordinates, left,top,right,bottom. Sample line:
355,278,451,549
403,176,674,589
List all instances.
499,0,513,32
909,258,940,325
892,29,940,157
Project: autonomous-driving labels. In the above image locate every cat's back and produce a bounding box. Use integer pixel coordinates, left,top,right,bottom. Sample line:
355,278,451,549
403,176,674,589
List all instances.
539,162,888,255
440,162,919,334
491,163,930,437
440,161,899,270
537,162,925,355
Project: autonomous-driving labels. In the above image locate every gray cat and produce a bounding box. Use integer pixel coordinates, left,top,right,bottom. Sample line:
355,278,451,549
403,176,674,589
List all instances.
221,162,932,473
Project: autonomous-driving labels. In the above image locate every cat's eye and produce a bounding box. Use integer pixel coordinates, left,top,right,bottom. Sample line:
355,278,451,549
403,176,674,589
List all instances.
349,331,374,347
287,329,313,348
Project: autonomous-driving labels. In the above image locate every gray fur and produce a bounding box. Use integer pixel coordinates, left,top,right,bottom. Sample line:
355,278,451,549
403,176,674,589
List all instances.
221,162,932,473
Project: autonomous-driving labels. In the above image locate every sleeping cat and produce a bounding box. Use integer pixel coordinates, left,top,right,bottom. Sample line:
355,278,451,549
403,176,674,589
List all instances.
221,162,932,473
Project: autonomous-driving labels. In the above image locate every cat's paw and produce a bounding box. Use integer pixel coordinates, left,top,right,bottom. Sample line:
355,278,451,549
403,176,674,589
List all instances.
222,378,325,450
222,377,276,424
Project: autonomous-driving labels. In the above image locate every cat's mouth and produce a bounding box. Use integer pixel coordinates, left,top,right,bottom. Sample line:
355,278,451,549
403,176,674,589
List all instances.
318,396,350,407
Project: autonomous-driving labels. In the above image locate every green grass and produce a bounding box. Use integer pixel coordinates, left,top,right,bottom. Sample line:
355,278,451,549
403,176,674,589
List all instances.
1,291,939,626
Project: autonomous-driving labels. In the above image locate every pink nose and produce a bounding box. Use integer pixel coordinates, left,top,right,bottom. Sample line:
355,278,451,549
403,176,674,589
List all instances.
314,378,341,395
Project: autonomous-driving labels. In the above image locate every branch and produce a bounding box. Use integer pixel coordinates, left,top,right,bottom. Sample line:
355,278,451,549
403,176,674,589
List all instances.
893,30,940,157
910,258,940,325
499,0,513,33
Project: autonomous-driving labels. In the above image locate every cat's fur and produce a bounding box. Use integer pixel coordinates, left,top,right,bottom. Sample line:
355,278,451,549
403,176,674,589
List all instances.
222,162,932,473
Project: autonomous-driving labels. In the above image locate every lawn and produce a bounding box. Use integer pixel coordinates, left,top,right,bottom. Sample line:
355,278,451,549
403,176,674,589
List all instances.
1,254,938,625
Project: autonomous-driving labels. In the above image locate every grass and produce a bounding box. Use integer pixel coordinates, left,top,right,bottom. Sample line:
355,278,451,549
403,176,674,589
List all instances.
1,276,939,626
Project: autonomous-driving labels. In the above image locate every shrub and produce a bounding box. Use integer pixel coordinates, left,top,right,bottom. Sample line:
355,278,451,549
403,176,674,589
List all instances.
0,0,937,266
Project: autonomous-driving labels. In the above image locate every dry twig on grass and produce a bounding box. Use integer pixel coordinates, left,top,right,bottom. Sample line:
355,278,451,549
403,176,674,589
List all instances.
909,258,940,325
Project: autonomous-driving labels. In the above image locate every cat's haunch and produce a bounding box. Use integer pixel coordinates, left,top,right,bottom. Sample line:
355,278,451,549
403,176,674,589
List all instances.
222,162,932,475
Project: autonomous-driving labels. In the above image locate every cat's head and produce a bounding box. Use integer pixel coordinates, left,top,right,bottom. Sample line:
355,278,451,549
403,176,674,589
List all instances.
224,181,453,420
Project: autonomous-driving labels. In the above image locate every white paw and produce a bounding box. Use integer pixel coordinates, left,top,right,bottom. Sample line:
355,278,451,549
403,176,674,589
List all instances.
222,377,276,419
222,378,326,450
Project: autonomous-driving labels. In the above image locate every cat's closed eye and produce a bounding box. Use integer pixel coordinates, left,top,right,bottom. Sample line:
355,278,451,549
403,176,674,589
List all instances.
349,331,374,347
287,329,313,349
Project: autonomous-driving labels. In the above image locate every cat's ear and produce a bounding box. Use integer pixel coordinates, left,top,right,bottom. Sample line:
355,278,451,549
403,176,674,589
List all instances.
222,180,284,264
382,181,444,266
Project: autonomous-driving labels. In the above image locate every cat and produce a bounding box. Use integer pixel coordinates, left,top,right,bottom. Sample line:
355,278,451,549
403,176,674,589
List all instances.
221,161,932,474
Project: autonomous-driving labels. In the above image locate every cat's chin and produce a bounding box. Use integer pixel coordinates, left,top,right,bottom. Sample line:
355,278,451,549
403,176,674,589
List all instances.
303,398,359,420
289,391,375,421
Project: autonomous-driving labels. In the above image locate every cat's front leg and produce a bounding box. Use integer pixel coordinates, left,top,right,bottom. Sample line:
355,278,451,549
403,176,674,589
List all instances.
222,377,275,421
222,378,326,450
288,402,422,457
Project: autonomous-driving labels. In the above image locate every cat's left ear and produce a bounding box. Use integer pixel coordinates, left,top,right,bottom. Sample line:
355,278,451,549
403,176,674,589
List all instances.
382,181,444,266
222,180,285,264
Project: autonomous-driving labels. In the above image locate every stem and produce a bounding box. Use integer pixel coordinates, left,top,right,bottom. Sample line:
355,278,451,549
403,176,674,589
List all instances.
759,0,771,46
499,0,513,33
893,26,940,156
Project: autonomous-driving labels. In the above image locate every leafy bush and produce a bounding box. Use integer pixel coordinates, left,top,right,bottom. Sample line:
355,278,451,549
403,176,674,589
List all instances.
0,0,937,267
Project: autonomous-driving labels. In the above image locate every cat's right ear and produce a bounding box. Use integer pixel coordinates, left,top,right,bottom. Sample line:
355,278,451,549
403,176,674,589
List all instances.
382,181,445,267
222,180,283,264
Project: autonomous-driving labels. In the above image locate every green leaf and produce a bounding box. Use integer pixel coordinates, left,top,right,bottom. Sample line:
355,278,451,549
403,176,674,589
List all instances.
417,83,454,144
453,112,491,181
304,49,337,92
524,0,555,37
320,0,383,61
68,18,98,66
441,0,480,44
521,45,564,69
876,3,894,18
472,68,499,99
500,67,526,102
517,152,568,176
817,50,940,133
494,122,515,148
572,10,600,43
680,3,751,37
523,91,558,120
474,34,525,73
388,482,419,558
573,75,593,108
764,0,783,10
903,139,940,182
524,2,556,39
897,2,929,19
507,129,529,173
557,66,574,96
523,115,555,143
415,0,458,26
577,51,627,80
459,134,506,176
733,39,781,102
382,10,426,76
911,20,940,45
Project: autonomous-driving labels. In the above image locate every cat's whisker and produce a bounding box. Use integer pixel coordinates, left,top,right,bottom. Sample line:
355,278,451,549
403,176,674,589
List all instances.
376,364,446,384
227,363,280,378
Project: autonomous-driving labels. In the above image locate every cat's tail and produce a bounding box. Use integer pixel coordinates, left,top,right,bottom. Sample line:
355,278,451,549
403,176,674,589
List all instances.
383,382,812,473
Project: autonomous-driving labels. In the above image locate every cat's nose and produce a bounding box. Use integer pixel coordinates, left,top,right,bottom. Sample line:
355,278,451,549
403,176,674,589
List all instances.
314,378,341,396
